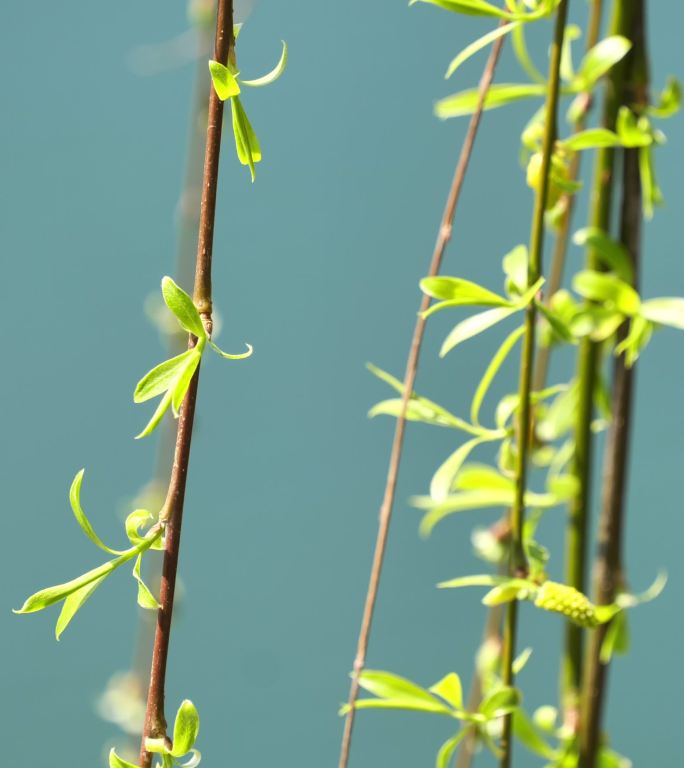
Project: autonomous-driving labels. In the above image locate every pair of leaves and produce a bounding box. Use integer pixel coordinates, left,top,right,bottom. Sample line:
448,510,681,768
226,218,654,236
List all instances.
14,471,163,638
209,37,288,180
410,0,559,22
135,276,252,439
420,267,543,357
111,700,201,768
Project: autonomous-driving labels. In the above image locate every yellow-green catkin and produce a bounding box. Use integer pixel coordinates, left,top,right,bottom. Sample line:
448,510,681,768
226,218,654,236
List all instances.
534,581,600,628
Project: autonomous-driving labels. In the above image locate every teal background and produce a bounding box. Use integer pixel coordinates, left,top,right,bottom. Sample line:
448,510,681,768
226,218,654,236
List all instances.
1,2,682,766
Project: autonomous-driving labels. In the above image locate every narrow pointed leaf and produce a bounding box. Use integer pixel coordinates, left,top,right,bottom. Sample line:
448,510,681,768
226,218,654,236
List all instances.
430,437,488,502
171,348,202,416
429,673,463,710
208,60,241,100
209,339,254,359
161,276,206,338
471,325,524,424
436,83,546,119
171,700,200,757
420,276,510,306
436,731,469,768
109,749,140,768
231,96,261,181
440,306,518,357
134,350,196,404
241,41,288,87
356,670,451,713
641,298,684,330
574,36,631,90
69,469,123,554
55,574,107,640
133,553,160,610
136,389,173,440
445,23,518,79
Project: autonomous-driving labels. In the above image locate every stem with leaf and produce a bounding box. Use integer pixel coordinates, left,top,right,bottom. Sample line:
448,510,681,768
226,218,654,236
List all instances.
138,2,234,765
337,30,506,768
563,0,636,724
579,5,648,765
499,3,569,767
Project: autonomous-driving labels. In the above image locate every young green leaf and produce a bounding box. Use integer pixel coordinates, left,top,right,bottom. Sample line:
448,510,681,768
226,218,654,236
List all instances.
208,339,254,359
640,298,684,330
573,35,631,90
133,553,160,610
231,96,261,182
208,60,241,101
420,276,510,308
440,306,518,357
134,349,198,405
600,610,630,664
436,83,546,119
429,673,464,710
109,749,140,768
161,276,206,338
502,245,528,296
573,227,633,282
616,107,654,148
69,469,123,555
171,348,202,416
479,687,521,719
430,437,489,503
471,325,525,424
171,700,200,757
513,709,557,759
410,0,559,20
573,270,640,315
445,23,519,79
561,128,621,151
348,670,454,716
241,41,288,87
55,574,107,640
436,731,469,768
639,144,664,220
648,76,682,119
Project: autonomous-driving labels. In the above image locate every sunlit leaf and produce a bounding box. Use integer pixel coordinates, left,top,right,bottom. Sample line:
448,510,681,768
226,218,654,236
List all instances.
231,96,262,182
640,298,684,330
208,339,254,359
436,83,546,119
420,276,510,308
445,23,519,79
241,40,288,87
133,554,160,610
430,437,489,502
440,306,518,357
479,687,521,719
171,700,200,757
109,749,140,768
69,469,123,555
161,276,206,338
471,325,524,424
208,60,241,100
55,574,107,640
573,270,640,315
436,730,469,768
574,35,631,90
429,673,464,710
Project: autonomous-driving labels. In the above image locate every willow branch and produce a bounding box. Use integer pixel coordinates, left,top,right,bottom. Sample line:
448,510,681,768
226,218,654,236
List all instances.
499,3,570,767
563,0,637,723
337,31,506,768
138,3,234,766
579,4,648,765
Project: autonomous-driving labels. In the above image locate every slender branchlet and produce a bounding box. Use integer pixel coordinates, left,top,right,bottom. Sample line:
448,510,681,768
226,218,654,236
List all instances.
499,3,570,767
337,31,506,768
532,0,604,394
579,5,648,765
564,0,638,723
138,2,234,766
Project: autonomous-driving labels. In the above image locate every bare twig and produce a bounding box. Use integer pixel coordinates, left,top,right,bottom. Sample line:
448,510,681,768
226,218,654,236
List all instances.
337,29,506,768
138,2,234,765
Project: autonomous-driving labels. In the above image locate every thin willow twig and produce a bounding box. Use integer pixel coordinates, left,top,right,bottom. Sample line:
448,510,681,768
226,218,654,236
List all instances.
337,30,507,768
579,5,648,765
499,3,570,767
565,0,637,726
137,2,234,765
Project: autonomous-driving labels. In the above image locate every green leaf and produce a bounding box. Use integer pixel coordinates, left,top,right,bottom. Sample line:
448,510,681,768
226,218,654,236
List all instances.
440,306,518,357
410,0,559,20
436,731,469,768
208,60,241,100
561,128,621,151
437,574,512,590
231,96,261,182
479,687,521,719
420,276,510,308
482,583,529,606
600,610,630,664
616,106,654,148
15,545,144,615
641,298,684,330
648,76,682,119
208,339,254,359
430,437,489,503
445,22,519,79
241,41,288,87
454,463,514,492
574,35,631,90
171,348,202,417
502,245,528,296
639,144,664,220
171,700,200,757
133,553,160,610
134,349,197,404
471,325,524,424
429,673,463,710
161,276,206,338
109,749,140,768
436,83,546,119
126,509,155,547
352,670,454,715
55,574,107,640
69,469,122,555
573,227,633,282
512,647,533,675
573,270,640,315
513,708,557,759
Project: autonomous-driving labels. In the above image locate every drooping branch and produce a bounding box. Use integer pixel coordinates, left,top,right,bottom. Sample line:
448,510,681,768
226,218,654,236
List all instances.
138,2,234,766
579,4,648,765
337,30,506,768
499,3,570,767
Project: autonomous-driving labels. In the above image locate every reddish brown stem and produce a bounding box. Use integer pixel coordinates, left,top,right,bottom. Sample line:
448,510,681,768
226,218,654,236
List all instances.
337,29,506,768
138,2,234,765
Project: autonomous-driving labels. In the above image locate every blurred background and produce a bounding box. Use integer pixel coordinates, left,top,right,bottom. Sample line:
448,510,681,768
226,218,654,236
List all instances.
1,1,682,765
